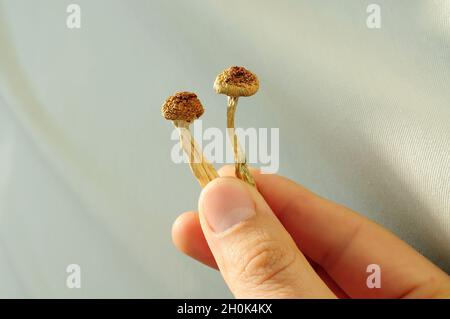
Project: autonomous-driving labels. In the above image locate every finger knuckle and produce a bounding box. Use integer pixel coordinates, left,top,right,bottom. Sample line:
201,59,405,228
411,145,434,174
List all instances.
236,239,297,287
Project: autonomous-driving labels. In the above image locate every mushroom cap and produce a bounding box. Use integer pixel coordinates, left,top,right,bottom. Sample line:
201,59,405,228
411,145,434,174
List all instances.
214,66,259,97
161,92,204,122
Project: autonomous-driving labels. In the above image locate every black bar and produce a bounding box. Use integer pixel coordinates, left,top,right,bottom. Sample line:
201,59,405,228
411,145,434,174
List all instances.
0,299,448,317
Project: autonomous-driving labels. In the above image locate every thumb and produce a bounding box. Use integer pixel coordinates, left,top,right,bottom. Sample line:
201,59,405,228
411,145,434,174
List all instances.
198,177,335,298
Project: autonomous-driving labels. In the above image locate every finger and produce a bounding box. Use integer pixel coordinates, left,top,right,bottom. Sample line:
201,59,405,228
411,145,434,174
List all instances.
220,166,450,298
172,211,217,269
172,211,349,297
198,177,336,298
175,167,348,297
306,257,349,299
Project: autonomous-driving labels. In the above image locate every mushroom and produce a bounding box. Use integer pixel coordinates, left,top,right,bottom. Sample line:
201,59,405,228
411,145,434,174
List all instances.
161,92,218,187
214,66,259,187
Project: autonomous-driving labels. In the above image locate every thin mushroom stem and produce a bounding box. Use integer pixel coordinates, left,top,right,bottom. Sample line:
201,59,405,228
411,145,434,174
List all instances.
189,137,218,181
227,97,256,187
173,120,218,187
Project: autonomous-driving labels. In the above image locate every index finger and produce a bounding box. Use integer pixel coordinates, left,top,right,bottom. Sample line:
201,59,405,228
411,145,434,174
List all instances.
219,166,450,298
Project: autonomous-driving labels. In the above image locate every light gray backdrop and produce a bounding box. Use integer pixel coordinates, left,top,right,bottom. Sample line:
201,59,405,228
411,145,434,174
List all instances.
0,0,449,298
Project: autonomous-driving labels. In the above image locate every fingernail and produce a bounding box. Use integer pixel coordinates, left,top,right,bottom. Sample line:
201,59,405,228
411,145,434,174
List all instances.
200,178,255,233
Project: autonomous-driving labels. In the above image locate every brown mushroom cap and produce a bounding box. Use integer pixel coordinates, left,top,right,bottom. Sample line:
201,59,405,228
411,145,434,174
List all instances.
214,66,259,97
161,92,204,122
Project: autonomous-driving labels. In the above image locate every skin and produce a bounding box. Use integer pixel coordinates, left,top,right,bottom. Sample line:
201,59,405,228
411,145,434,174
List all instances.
172,166,450,298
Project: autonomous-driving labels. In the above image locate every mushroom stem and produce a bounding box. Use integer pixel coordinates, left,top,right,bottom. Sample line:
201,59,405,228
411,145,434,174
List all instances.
227,97,256,187
173,120,218,187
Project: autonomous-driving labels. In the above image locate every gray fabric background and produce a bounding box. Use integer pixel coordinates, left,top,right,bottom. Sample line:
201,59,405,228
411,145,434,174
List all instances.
0,0,449,297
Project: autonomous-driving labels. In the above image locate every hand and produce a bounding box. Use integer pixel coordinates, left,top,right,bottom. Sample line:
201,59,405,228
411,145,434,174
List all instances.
172,166,450,298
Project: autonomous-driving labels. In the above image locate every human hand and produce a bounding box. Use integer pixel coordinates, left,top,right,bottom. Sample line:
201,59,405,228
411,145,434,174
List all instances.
172,166,450,298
